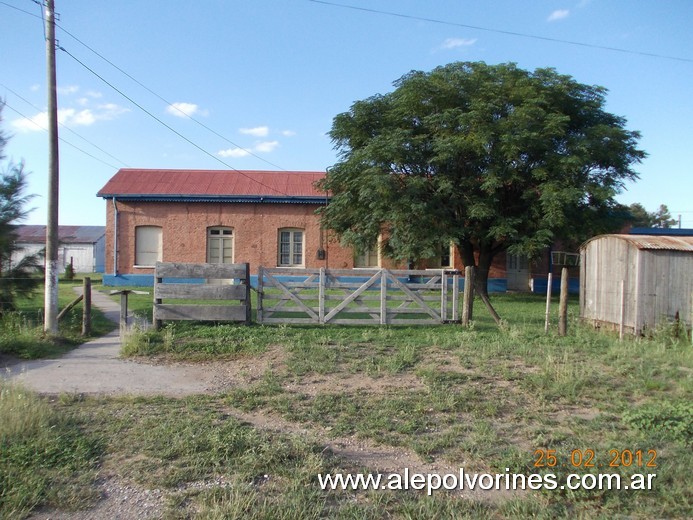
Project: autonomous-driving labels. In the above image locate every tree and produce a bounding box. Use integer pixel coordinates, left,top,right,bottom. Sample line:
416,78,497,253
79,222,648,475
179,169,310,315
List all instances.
0,101,42,314
627,203,677,228
627,203,654,228
320,62,646,297
650,204,677,228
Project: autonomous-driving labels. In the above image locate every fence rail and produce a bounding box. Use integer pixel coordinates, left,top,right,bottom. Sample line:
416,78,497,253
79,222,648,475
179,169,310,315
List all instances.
257,267,460,325
153,262,251,329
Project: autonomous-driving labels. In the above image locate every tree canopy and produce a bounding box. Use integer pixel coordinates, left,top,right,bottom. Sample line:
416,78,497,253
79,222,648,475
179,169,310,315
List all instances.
319,62,646,295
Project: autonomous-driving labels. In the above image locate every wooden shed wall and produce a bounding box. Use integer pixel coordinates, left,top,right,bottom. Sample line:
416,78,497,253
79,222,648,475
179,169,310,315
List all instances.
637,250,693,331
581,235,693,333
580,236,638,331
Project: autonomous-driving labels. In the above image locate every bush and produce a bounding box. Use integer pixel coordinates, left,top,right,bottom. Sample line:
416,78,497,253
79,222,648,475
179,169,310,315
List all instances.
623,400,693,446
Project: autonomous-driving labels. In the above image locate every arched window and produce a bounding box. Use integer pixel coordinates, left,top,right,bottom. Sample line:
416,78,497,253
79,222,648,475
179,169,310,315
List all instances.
207,227,234,264
278,228,304,266
134,225,162,267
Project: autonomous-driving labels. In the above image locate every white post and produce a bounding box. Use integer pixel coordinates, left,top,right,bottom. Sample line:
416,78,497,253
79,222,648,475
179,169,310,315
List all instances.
319,267,325,324
544,272,553,333
380,269,387,325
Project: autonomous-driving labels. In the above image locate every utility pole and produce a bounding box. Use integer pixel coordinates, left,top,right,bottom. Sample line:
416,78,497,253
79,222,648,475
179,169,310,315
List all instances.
44,0,60,334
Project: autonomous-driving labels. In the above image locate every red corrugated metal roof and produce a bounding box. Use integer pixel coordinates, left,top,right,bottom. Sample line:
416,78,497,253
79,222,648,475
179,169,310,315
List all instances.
97,169,326,198
583,234,693,252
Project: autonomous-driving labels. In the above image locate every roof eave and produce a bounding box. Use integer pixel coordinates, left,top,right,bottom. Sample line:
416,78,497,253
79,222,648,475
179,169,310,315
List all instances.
99,194,329,204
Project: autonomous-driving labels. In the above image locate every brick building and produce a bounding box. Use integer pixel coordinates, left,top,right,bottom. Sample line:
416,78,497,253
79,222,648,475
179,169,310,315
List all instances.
97,168,542,289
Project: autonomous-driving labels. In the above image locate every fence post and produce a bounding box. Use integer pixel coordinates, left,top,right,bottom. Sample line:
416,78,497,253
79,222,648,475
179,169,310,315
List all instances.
462,266,475,326
120,291,129,339
245,263,251,324
319,267,325,324
558,267,569,336
544,272,552,333
380,269,387,325
257,266,264,324
82,276,91,336
154,272,162,330
452,272,459,322
441,270,448,323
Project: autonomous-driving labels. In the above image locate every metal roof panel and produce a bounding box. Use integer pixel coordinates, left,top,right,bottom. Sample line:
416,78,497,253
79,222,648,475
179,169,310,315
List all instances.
97,169,326,199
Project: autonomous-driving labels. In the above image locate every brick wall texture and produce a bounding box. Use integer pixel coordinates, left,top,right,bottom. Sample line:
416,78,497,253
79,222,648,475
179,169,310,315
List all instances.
105,200,510,277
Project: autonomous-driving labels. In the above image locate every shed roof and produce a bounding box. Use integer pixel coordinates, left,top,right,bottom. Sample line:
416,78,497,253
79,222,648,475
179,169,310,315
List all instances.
582,234,693,252
97,169,327,203
14,225,105,244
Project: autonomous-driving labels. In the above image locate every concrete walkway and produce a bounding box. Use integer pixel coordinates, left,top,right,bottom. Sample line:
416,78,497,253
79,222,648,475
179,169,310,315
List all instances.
1,288,222,396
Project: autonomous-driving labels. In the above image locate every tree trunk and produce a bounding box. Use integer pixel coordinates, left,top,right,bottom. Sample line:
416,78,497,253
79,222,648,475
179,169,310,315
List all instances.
458,241,503,326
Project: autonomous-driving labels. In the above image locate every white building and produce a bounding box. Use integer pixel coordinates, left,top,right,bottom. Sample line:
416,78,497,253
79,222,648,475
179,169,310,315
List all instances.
11,225,106,273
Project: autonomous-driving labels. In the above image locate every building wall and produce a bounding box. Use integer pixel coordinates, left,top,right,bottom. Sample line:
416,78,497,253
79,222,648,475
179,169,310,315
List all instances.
105,199,514,288
12,242,98,273
107,200,357,275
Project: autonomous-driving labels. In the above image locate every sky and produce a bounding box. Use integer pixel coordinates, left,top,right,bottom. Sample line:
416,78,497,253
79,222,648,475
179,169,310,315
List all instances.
1,0,692,227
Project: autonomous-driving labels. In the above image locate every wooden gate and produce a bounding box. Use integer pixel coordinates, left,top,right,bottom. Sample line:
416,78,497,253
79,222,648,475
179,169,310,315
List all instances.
257,267,459,325
153,262,251,329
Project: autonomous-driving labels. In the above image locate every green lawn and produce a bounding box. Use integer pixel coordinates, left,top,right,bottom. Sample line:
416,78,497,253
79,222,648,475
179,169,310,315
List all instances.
0,277,114,359
1,292,691,518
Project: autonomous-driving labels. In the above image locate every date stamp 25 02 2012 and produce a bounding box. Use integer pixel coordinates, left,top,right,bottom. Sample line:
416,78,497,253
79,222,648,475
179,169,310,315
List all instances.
533,448,657,469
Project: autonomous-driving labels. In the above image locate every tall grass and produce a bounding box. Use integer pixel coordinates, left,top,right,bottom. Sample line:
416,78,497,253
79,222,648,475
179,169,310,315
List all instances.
0,282,114,359
0,381,101,518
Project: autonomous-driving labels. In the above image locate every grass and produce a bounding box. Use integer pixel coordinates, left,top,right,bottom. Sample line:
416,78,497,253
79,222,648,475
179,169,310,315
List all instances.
0,277,114,359
0,381,101,519
2,292,692,518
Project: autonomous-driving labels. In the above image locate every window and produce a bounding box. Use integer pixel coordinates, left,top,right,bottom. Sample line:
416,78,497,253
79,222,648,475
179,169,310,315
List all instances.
354,247,379,268
278,229,304,266
428,243,454,268
207,227,234,264
135,225,162,267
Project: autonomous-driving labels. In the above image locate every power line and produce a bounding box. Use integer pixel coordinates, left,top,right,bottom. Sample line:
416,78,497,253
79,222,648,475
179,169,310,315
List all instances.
3,101,121,170
1,0,296,196
308,0,693,64
54,22,289,172
58,46,288,196
0,82,130,168
0,0,40,19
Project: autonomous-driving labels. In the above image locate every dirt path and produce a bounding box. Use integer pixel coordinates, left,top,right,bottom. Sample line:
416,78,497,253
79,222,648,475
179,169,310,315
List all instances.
1,288,225,396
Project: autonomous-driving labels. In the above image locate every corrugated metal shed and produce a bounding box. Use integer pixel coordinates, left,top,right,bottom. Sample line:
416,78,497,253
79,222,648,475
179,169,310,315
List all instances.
612,235,693,251
97,169,327,200
580,234,693,334
13,225,106,244
11,225,106,273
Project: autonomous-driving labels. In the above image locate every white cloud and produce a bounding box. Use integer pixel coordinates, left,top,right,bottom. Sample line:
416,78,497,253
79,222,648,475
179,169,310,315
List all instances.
240,126,269,137
547,9,570,22
57,85,79,95
217,140,280,158
11,103,129,132
281,130,296,137
254,140,279,153
218,147,251,158
441,37,477,49
30,84,40,92
166,102,202,118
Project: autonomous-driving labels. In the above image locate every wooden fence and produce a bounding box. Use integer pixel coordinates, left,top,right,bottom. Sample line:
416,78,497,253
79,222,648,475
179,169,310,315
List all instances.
257,267,460,325
153,262,251,329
